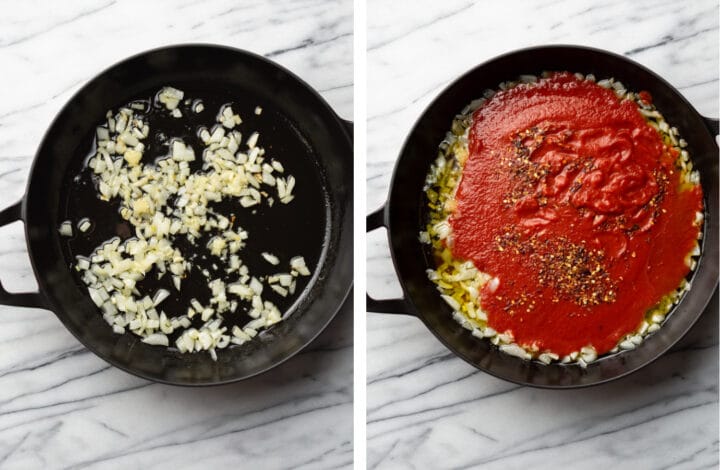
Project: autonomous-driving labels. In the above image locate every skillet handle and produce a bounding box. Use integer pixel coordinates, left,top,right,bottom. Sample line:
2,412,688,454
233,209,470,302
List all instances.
702,116,719,139
0,200,48,309
366,204,416,315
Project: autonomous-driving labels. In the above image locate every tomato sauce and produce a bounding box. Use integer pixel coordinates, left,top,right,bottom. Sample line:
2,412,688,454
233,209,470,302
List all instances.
449,73,703,356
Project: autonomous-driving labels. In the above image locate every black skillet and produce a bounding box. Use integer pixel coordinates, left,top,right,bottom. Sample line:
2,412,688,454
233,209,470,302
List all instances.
0,44,353,386
367,45,718,388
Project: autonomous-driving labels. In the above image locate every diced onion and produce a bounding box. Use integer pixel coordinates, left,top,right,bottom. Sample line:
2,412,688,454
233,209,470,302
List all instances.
261,252,280,265
290,256,311,276
59,221,73,237
142,333,169,346
78,218,92,233
152,289,171,306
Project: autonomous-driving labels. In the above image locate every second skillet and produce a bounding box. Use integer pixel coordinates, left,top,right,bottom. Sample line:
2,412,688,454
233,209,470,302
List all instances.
0,44,353,386
367,45,718,388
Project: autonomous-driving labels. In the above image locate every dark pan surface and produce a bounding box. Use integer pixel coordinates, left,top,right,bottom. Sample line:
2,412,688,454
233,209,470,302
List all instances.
381,45,718,388
22,45,353,385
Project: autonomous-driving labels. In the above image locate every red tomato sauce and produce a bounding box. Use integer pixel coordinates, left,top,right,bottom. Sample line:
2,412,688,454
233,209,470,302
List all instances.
449,73,703,356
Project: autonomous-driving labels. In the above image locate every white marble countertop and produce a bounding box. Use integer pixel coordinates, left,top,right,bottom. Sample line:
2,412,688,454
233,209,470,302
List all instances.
0,1,352,468
367,0,718,468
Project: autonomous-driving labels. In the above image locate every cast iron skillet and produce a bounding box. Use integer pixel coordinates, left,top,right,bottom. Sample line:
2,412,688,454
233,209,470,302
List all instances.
367,45,718,388
0,44,353,386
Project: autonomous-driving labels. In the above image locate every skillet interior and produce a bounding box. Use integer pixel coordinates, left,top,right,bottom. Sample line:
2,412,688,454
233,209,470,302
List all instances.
23,45,353,385
384,45,718,388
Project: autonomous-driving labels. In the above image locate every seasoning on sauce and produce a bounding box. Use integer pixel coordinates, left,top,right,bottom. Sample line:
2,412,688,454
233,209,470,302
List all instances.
449,72,703,356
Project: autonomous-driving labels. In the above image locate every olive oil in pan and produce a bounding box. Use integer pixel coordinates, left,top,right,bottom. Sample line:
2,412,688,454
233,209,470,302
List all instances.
59,86,329,348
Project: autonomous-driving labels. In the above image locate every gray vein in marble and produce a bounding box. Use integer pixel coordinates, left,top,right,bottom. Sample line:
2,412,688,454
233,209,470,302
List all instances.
0,431,31,467
626,26,718,55
0,1,117,48
368,78,449,122
0,347,86,379
368,2,474,52
1,381,152,416
0,76,88,121
459,397,716,469
369,384,522,426
267,32,353,58
67,399,350,470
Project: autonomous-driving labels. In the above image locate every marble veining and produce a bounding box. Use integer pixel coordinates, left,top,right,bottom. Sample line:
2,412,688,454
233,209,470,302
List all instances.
0,1,352,468
367,0,718,468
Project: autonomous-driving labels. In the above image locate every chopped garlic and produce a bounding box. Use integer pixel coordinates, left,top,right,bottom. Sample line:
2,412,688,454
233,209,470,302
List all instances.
246,132,259,149
142,333,169,347
262,252,280,265
77,219,92,233
59,221,73,237
133,196,152,216
153,289,170,306
290,256,311,276
271,285,288,297
157,87,184,111
124,149,142,167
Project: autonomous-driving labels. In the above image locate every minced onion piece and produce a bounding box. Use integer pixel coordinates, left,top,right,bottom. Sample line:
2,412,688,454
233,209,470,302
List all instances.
152,289,171,306
246,132,259,149
142,333,169,346
290,256,311,276
78,218,92,233
262,252,280,265
76,257,90,271
249,277,263,295
218,105,242,129
271,285,288,297
87,287,105,307
157,87,184,111
59,221,73,237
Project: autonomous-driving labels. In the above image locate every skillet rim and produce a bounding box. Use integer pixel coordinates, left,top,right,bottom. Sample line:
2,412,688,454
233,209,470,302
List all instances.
382,43,719,389
19,43,353,386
